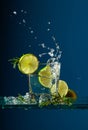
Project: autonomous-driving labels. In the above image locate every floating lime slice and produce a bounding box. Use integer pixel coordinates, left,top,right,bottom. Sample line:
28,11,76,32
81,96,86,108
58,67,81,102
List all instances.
50,80,68,97
38,65,52,88
18,54,39,74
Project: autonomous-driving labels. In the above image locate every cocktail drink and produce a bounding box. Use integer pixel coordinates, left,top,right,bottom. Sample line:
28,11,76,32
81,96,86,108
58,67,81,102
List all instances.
30,61,61,95
8,41,77,107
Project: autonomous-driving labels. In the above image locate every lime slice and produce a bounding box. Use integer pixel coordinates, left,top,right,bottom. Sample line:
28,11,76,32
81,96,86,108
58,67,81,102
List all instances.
50,84,57,95
58,80,68,97
38,65,52,88
66,89,77,100
18,54,39,74
50,80,68,97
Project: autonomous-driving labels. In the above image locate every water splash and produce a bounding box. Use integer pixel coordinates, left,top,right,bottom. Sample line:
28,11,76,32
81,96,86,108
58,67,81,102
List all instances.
38,35,61,95
38,36,62,64
9,9,62,67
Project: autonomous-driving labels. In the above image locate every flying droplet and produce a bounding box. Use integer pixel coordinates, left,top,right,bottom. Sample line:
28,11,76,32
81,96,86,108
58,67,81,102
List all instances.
47,28,50,31
19,22,21,25
48,21,51,25
24,11,27,14
13,11,17,15
52,36,56,41
22,19,26,23
40,43,46,48
34,36,37,39
39,53,47,57
21,10,24,12
30,30,34,34
28,45,31,47
29,27,31,30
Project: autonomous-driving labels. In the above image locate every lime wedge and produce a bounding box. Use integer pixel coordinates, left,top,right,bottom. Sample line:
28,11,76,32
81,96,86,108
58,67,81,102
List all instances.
50,84,56,95
18,54,39,74
38,65,52,88
50,80,69,97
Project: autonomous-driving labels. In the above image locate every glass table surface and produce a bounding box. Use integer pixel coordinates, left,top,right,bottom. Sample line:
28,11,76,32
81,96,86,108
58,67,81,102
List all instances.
0,96,88,110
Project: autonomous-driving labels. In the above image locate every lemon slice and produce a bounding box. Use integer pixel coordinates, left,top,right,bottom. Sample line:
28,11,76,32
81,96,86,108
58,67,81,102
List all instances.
50,80,68,97
38,65,52,88
18,54,39,74
66,89,77,100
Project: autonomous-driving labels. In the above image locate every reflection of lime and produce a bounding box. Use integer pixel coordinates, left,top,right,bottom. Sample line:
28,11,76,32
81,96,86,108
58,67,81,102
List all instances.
50,80,68,97
38,65,52,88
66,89,77,100
18,54,39,74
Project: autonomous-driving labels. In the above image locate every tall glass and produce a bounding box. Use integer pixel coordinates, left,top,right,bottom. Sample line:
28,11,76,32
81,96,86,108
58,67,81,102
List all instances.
28,62,61,95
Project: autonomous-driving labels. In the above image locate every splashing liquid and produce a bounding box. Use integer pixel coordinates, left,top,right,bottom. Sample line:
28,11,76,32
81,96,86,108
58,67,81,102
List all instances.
10,10,62,95
39,36,62,95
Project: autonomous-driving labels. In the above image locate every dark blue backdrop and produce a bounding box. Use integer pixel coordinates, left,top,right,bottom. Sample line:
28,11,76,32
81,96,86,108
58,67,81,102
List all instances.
1,0,88,130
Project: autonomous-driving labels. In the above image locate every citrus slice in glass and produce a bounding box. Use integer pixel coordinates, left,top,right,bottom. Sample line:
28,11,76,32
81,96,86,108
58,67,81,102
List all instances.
50,80,68,97
50,84,57,95
18,54,39,74
38,65,52,88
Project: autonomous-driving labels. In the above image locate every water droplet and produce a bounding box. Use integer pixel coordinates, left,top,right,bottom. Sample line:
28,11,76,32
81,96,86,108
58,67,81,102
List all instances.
39,54,42,57
40,43,46,48
39,53,47,57
30,30,34,34
48,21,51,25
47,28,50,31
21,9,24,12
19,22,21,25
34,36,37,39
56,45,60,49
48,52,54,57
24,11,27,14
47,47,50,50
48,49,55,57
52,36,56,41
13,11,17,15
22,19,26,23
29,27,31,30
28,45,31,47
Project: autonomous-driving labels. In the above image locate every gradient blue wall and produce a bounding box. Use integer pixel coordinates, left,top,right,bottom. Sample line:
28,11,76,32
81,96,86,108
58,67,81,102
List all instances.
0,0,88,130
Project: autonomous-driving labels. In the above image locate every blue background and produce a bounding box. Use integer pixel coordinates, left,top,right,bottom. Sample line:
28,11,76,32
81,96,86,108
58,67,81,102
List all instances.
1,0,88,130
